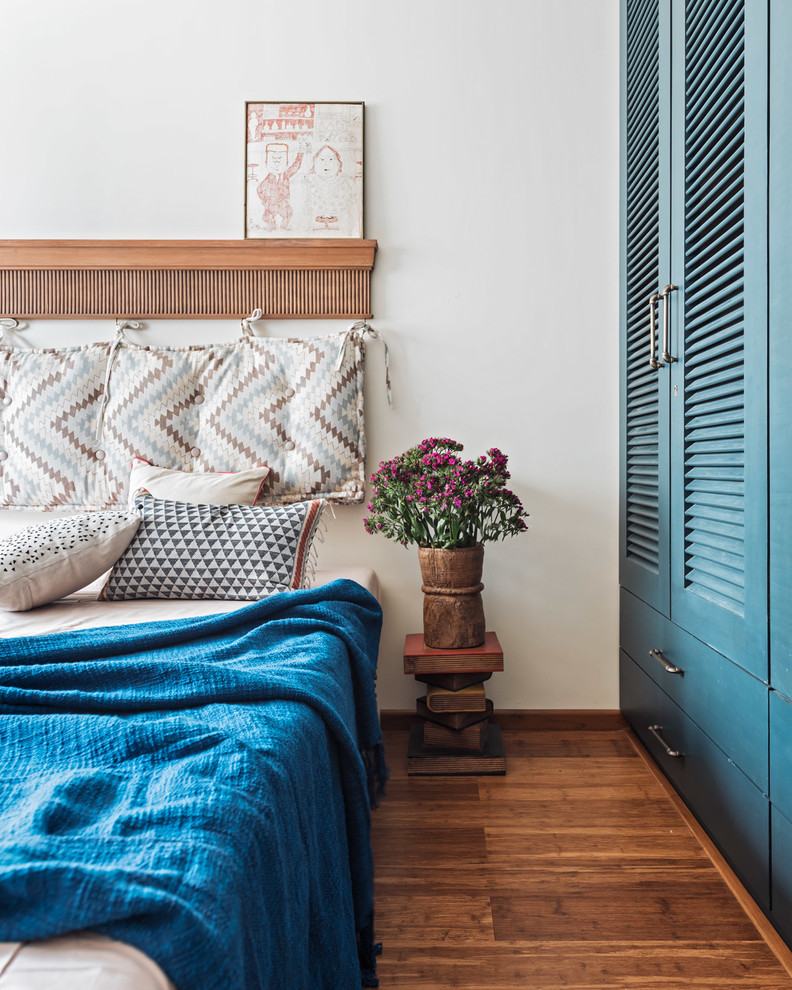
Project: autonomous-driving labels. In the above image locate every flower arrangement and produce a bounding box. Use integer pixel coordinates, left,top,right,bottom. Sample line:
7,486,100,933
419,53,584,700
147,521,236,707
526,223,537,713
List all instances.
363,437,528,549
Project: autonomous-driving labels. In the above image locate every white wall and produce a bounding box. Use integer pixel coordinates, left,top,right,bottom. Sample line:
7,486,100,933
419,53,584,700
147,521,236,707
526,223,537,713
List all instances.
0,0,620,711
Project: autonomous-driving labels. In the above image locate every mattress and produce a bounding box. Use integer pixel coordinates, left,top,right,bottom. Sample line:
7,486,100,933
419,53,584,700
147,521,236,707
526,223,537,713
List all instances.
0,565,381,990
0,566,381,639
0,933,174,990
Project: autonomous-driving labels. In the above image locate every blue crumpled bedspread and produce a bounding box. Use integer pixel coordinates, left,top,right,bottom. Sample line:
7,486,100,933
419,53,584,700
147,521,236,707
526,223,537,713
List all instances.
0,578,386,990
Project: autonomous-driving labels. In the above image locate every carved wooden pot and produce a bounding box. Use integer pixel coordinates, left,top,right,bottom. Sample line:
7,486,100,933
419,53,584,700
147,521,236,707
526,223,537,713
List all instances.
418,544,485,650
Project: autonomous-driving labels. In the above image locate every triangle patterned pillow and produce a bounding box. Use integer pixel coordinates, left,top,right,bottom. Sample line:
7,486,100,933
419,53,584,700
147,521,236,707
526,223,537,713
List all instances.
101,495,324,601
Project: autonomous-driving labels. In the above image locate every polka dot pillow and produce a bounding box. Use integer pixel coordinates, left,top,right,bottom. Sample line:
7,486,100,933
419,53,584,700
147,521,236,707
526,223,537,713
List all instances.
0,512,141,611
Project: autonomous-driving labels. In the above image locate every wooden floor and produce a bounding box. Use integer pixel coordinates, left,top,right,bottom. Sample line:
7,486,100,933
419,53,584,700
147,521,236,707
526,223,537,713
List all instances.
370,725,792,989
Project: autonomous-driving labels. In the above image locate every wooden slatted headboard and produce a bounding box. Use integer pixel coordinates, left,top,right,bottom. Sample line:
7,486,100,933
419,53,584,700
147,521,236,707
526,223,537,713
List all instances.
0,239,377,320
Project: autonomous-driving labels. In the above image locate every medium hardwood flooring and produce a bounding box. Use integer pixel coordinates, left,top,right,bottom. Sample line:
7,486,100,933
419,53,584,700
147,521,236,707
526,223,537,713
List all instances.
370,726,792,989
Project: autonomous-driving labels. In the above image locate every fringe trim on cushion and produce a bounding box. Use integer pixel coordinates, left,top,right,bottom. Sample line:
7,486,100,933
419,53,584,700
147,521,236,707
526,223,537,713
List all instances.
359,742,388,983
362,740,389,809
357,918,383,988
303,507,329,588
292,499,326,589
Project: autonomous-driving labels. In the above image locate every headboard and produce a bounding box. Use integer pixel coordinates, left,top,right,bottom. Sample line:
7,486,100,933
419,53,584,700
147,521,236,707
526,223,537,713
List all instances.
0,326,378,510
0,238,383,510
0,239,377,320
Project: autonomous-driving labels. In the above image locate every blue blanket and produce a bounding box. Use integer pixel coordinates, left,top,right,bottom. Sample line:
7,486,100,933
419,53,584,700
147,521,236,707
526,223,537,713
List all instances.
0,579,385,990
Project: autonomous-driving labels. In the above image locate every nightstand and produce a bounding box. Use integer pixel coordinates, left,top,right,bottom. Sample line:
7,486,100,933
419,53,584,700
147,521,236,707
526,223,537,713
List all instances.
403,631,506,775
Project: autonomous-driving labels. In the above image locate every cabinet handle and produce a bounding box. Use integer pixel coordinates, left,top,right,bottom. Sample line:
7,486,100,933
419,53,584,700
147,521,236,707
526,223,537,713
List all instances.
648,648,683,675
660,283,678,364
648,724,683,758
648,292,661,369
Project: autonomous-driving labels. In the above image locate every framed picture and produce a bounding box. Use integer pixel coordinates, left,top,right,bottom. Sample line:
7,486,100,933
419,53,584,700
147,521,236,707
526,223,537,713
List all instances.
244,101,364,239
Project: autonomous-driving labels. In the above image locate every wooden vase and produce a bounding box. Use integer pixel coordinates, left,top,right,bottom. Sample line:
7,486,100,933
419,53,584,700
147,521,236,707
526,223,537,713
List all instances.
418,544,486,650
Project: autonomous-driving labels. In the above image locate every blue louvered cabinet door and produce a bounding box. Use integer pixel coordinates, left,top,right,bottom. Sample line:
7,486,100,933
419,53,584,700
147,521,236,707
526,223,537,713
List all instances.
769,0,792,698
619,0,672,617
668,0,768,681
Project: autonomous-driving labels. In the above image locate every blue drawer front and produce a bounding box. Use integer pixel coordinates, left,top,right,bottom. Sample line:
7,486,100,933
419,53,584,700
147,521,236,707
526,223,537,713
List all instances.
769,689,792,821
621,588,769,791
772,806,792,942
621,651,770,908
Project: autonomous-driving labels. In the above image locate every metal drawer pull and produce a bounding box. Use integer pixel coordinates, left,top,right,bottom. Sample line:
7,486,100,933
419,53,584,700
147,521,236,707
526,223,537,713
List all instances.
648,292,661,369
648,648,683,675
660,283,678,364
648,724,683,758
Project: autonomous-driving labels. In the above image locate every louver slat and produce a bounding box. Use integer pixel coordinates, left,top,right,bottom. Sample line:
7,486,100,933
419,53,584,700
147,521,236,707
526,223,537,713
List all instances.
686,389,744,416
685,261,744,310
686,34,743,126
685,235,742,290
684,307,742,345
686,518,744,547
685,332,743,366
682,0,747,614
687,128,741,187
624,0,662,574
683,182,743,237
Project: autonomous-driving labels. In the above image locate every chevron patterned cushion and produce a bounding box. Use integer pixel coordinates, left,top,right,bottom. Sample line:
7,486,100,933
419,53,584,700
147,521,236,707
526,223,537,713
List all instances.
0,511,141,611
101,495,325,601
0,332,366,510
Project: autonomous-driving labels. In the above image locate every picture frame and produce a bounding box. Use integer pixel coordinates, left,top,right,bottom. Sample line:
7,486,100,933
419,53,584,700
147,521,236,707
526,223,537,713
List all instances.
244,101,364,239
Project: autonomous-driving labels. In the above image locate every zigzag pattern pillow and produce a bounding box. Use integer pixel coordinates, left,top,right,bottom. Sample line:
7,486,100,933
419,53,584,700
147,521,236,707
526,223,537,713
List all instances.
0,332,366,509
101,495,324,601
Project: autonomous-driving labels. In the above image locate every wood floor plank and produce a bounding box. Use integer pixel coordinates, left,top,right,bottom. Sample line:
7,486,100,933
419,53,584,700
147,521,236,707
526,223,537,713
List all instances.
490,879,760,941
483,826,716,883
371,727,792,988
372,825,488,870
478,796,681,828
373,942,788,989
374,893,494,943
484,824,707,860
379,777,481,801
498,728,638,759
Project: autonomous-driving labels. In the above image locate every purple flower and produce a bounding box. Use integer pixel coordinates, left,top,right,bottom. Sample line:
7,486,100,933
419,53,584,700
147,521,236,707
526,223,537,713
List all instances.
363,437,528,547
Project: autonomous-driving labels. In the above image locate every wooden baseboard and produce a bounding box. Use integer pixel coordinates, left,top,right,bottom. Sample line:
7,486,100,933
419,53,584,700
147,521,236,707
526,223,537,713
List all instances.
626,728,792,981
378,709,628,731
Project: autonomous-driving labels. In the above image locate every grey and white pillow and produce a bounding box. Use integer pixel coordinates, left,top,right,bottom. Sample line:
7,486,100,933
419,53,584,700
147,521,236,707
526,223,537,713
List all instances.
0,511,141,611
101,495,325,601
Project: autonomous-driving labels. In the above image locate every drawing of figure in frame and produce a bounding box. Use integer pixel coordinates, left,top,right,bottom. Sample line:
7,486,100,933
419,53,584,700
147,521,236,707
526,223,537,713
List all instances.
245,102,363,238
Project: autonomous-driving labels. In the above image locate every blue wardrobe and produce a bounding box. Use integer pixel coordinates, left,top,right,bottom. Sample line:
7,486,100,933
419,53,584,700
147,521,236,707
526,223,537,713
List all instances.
619,0,792,939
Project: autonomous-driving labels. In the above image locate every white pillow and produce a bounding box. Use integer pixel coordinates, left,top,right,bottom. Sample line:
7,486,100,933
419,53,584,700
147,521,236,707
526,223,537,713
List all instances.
0,511,141,611
128,458,271,507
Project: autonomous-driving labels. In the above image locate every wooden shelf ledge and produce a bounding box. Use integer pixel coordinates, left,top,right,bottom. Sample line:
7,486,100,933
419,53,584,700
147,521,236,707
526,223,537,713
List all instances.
0,239,378,319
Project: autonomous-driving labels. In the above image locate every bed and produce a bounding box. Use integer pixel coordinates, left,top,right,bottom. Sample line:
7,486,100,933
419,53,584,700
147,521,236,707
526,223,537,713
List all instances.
0,316,388,988
0,566,385,990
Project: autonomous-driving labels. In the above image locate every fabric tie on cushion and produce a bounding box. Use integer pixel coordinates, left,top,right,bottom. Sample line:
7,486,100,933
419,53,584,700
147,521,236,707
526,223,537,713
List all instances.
95,321,141,443
337,322,392,407
240,308,263,336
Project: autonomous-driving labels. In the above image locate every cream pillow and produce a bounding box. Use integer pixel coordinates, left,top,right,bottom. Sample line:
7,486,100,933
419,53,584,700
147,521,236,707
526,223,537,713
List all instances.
128,458,271,507
0,511,141,611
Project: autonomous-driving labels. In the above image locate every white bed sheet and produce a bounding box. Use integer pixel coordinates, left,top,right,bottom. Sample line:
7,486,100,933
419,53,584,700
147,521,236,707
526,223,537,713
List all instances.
0,566,381,638
0,934,175,990
0,565,381,989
